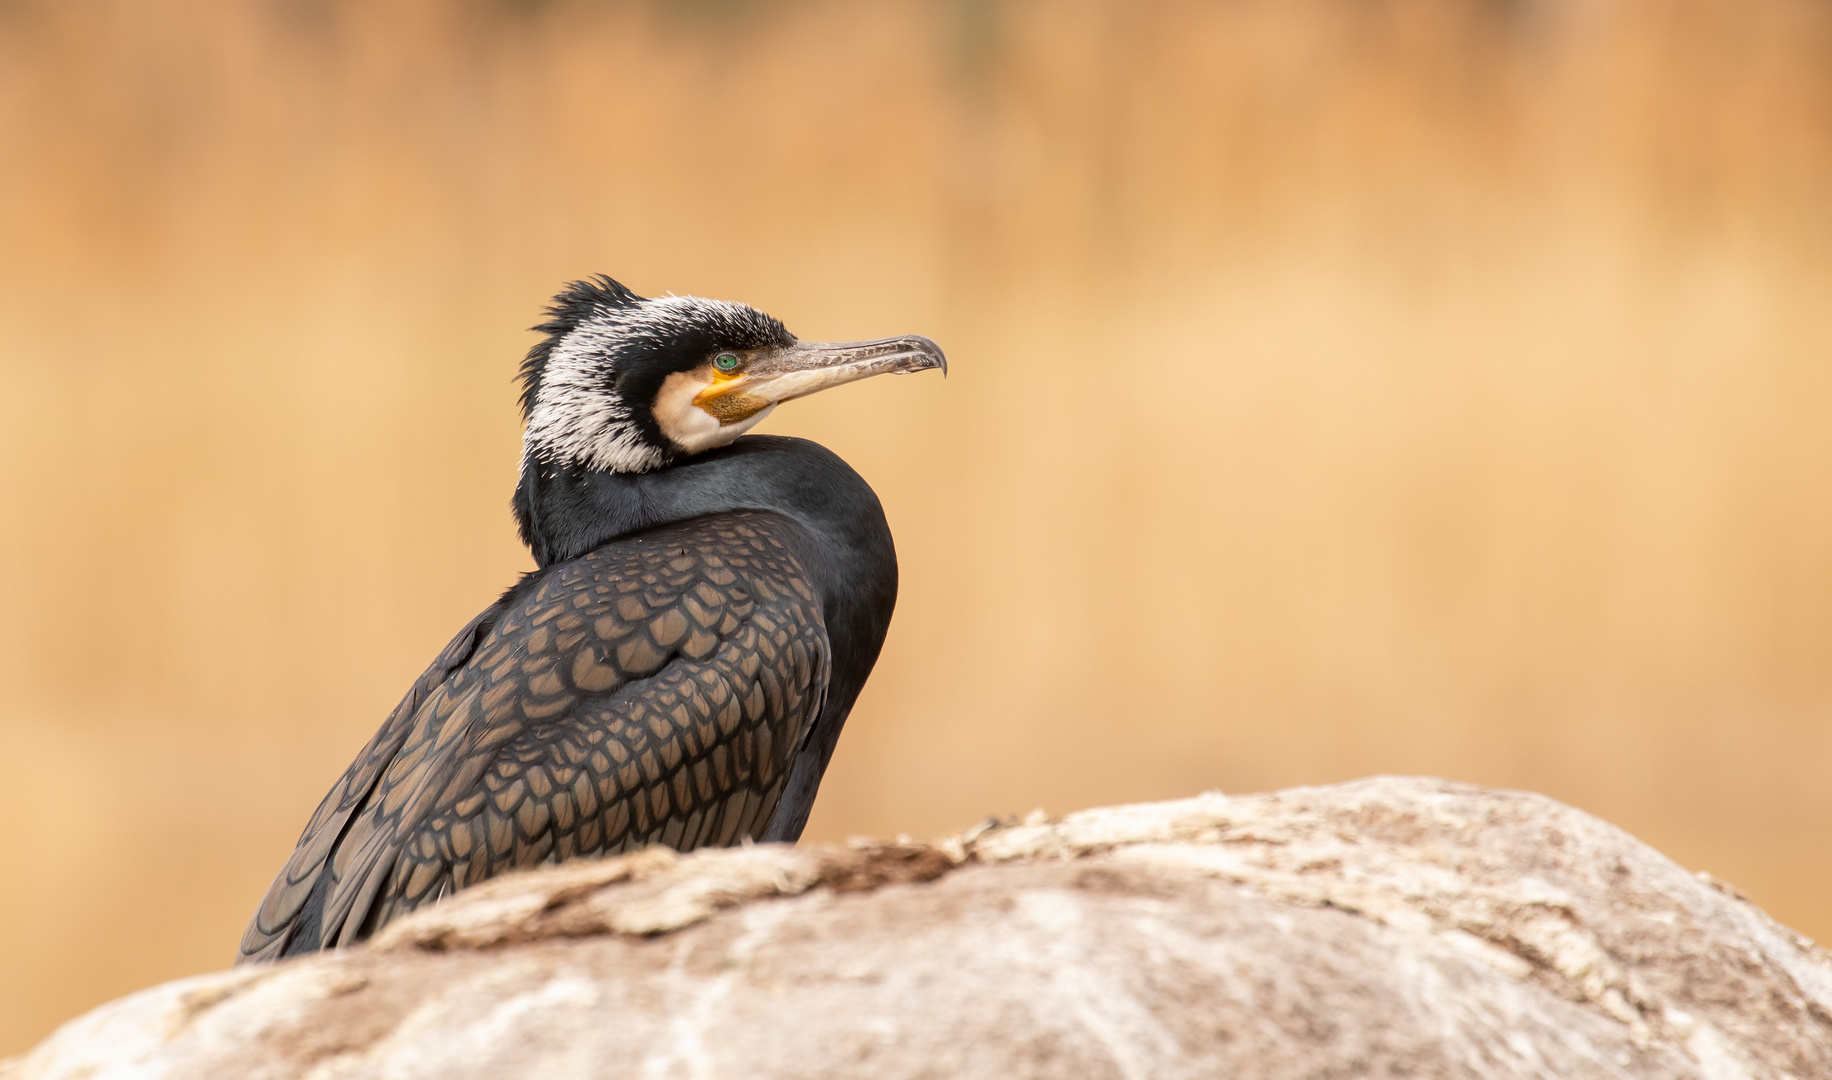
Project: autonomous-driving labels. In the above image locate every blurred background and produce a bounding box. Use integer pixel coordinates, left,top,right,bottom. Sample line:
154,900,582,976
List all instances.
3,0,1831,1054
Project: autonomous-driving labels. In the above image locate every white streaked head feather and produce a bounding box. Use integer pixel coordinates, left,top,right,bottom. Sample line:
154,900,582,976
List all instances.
521,294,770,474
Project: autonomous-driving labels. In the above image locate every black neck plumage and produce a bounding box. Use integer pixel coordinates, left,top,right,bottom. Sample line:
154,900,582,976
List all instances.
514,435,879,569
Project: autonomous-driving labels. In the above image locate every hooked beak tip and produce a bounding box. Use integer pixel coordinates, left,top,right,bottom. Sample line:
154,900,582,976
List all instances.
906,335,947,377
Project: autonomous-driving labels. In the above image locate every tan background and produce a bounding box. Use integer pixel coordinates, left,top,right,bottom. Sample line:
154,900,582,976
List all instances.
3,0,1831,1055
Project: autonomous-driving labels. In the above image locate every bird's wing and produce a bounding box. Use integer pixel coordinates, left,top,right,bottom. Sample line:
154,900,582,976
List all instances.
236,607,493,962
238,510,829,960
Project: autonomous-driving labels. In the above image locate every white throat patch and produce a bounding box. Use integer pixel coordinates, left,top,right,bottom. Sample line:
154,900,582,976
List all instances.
653,370,776,455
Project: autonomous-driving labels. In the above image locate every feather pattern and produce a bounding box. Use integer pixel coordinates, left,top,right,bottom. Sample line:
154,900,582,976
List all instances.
237,510,829,961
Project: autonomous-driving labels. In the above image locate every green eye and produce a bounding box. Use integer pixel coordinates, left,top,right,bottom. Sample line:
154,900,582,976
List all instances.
714,353,741,373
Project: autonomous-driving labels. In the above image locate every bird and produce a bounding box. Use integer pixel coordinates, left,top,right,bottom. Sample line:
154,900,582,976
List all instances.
236,275,945,962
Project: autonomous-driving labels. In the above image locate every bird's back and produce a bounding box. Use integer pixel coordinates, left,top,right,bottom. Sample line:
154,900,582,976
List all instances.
239,509,831,962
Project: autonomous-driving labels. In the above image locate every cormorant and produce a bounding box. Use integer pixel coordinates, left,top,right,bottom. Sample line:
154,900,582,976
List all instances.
237,276,945,962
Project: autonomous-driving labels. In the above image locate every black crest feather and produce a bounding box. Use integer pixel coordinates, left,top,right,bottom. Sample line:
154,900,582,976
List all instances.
518,275,645,420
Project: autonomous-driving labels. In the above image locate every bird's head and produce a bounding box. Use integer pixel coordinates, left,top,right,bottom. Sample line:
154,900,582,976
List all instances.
518,276,946,475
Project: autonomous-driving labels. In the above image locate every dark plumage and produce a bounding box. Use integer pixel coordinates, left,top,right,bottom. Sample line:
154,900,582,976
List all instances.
239,277,944,962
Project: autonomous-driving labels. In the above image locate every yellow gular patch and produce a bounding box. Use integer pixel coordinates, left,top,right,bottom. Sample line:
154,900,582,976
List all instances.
693,370,772,426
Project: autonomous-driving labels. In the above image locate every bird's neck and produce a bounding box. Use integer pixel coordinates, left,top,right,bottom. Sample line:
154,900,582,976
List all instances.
512,456,648,570
513,435,891,576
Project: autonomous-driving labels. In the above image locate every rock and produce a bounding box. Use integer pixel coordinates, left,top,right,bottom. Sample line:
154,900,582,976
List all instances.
7,777,1831,1079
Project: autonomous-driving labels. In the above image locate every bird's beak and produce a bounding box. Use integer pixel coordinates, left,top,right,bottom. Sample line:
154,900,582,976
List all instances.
693,335,947,421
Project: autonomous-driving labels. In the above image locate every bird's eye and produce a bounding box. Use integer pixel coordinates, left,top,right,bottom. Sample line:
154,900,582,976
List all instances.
714,353,741,373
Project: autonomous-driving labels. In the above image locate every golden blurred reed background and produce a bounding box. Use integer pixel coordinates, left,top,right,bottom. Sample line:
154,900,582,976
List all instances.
3,0,1831,1054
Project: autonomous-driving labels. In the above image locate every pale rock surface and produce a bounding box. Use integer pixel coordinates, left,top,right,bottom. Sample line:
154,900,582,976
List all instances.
7,777,1831,1079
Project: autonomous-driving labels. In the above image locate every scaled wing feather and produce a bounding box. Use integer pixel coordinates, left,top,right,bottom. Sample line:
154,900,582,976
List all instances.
236,511,829,961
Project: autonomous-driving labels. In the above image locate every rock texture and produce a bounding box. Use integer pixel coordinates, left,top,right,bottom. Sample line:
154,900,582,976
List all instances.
8,777,1831,1079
